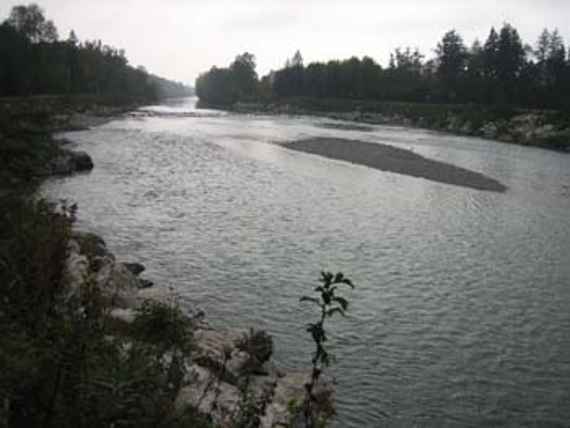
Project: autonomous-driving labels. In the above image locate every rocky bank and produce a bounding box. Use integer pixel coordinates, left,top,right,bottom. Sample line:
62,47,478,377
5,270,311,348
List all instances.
64,229,333,427
1,95,335,426
234,100,570,152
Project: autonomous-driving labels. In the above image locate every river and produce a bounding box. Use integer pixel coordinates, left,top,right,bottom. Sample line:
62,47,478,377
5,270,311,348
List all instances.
42,97,570,427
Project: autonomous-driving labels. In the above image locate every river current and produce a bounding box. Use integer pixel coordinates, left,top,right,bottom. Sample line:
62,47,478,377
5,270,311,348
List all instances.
42,98,570,427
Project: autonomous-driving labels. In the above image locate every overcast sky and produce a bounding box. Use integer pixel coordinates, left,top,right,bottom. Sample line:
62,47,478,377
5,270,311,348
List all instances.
1,1,569,84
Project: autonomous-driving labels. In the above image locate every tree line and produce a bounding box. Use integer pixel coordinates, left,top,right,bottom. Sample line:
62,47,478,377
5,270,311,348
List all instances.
0,3,192,99
196,23,570,110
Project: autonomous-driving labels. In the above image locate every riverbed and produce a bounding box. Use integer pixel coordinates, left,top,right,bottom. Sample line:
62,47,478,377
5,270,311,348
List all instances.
42,97,570,427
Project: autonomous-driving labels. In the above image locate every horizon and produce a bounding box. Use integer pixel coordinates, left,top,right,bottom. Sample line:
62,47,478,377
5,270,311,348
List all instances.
1,0,570,85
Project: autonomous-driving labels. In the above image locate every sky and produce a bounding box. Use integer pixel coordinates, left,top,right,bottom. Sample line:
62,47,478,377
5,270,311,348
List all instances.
1,0,569,85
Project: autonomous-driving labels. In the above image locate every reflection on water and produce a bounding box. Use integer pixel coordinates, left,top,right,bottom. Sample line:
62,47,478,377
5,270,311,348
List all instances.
43,98,570,427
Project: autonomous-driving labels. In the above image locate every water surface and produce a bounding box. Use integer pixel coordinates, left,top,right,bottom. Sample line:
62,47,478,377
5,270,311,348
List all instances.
42,98,570,427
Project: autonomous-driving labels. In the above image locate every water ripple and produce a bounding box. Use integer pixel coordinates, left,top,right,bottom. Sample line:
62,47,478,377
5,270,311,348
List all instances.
43,98,570,427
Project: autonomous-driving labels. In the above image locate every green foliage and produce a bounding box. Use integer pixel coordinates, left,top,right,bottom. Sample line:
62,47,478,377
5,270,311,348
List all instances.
196,66,237,106
195,52,258,106
0,5,190,99
436,30,468,101
300,271,354,427
0,130,61,183
0,199,205,427
301,272,353,369
7,3,58,43
232,377,266,428
236,328,274,374
131,300,193,354
197,23,570,111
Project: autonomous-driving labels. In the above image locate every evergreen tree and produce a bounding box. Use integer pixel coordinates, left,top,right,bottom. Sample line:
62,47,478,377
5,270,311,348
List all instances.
436,30,468,101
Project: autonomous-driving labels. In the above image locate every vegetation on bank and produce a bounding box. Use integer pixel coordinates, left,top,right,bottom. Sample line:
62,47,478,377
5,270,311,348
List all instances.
0,4,192,99
298,272,354,428
0,198,209,427
233,97,570,151
196,24,570,150
197,23,570,110
0,194,349,427
0,100,349,427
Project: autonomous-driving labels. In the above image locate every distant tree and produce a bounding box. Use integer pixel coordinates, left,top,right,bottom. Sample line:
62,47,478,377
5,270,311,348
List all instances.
41,19,58,42
291,50,304,67
463,39,486,102
535,29,551,64
496,23,526,103
194,24,569,111
436,30,468,101
384,47,428,101
230,52,258,99
273,51,305,97
483,27,500,81
0,22,33,95
67,29,78,46
195,66,235,105
532,28,568,108
6,4,58,43
0,5,181,99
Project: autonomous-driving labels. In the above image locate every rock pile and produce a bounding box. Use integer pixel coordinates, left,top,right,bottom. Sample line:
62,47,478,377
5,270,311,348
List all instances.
63,231,334,427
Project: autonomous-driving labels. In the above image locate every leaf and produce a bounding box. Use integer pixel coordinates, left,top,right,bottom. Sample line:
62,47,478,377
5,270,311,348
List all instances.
300,296,322,307
320,271,333,286
332,296,349,311
333,272,344,283
326,307,345,318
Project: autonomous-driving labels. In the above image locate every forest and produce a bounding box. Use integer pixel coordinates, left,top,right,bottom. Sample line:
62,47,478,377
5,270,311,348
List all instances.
196,24,570,111
0,4,191,99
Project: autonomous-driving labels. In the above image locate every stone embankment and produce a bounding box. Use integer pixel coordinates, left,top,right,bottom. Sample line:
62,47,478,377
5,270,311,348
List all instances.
63,229,332,427
234,101,570,151
1,96,334,426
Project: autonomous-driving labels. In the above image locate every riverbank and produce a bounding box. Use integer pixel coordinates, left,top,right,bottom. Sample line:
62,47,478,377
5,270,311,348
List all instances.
282,137,507,193
0,97,330,427
0,95,148,193
64,226,332,427
233,98,570,152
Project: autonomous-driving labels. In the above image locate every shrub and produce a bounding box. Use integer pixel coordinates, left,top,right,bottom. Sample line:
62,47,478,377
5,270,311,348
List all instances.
299,271,355,428
0,200,201,427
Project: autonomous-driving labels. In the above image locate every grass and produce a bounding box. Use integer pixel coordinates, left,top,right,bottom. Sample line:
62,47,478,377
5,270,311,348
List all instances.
0,198,210,427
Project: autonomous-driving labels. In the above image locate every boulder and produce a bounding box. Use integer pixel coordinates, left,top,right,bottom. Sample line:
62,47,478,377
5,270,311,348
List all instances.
138,279,154,289
480,122,499,139
71,150,94,171
175,365,240,426
45,149,93,175
193,325,245,384
95,259,141,308
122,262,146,276
73,231,111,260
260,370,335,428
108,308,136,325
63,238,90,297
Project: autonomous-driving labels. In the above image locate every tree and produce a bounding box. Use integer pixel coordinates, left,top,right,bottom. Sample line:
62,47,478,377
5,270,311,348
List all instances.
436,30,468,101
230,52,258,99
195,66,235,105
535,29,551,64
67,30,78,46
291,50,304,67
483,27,500,81
41,19,58,42
495,23,526,103
463,39,486,102
6,4,58,43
